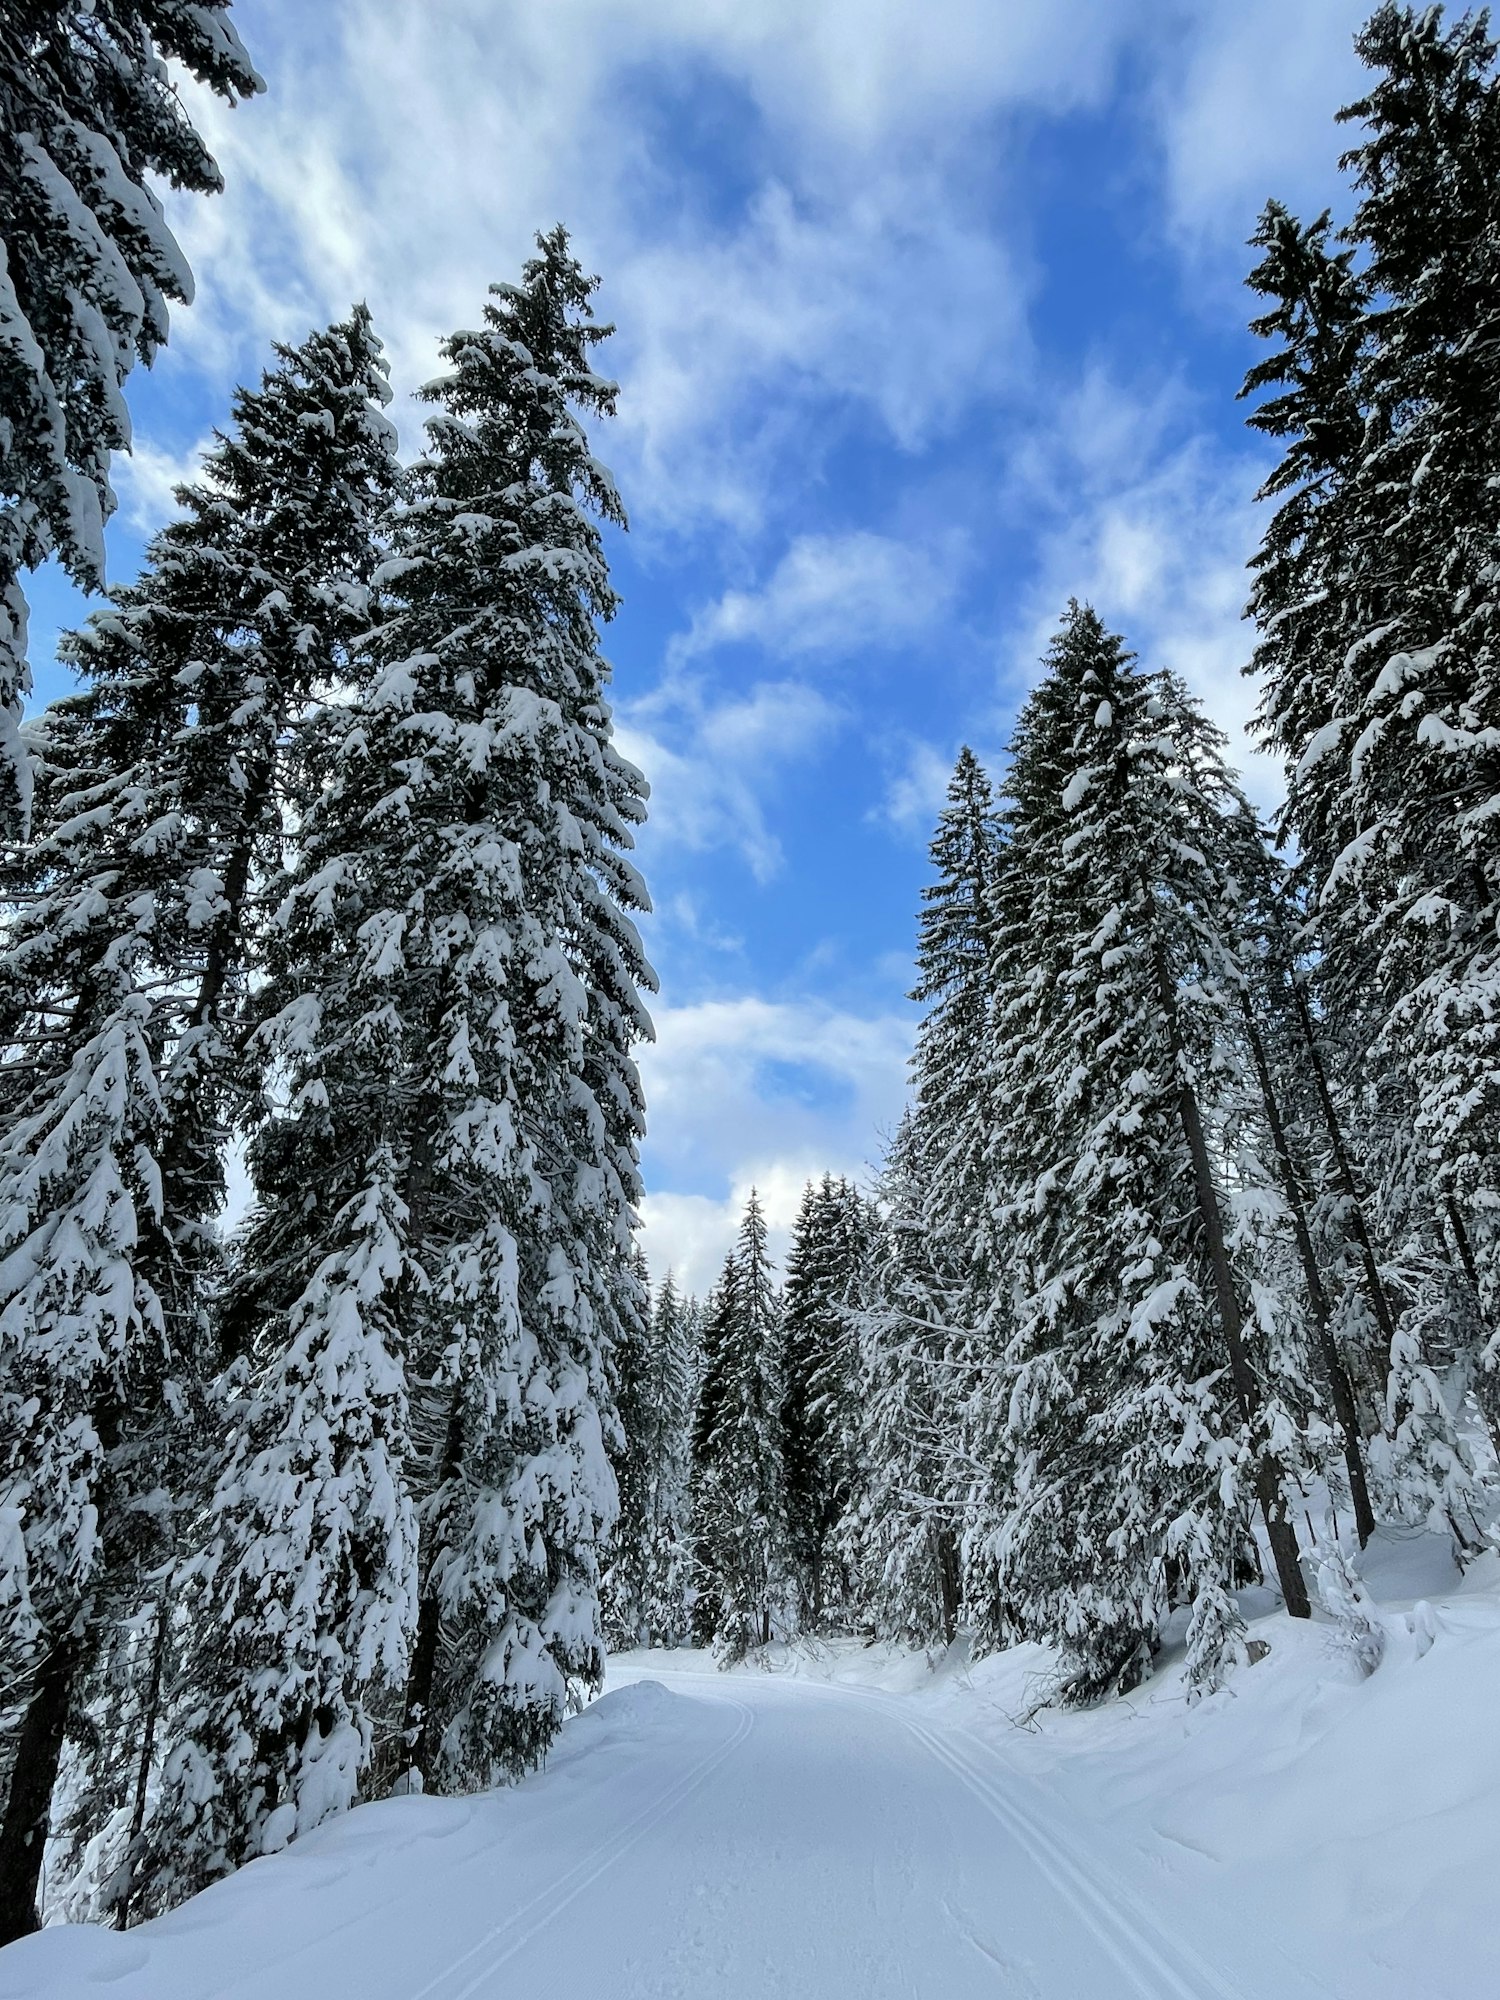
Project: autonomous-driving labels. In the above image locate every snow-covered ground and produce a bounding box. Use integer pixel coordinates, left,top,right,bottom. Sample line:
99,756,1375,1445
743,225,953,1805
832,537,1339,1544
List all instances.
2,1527,1494,1999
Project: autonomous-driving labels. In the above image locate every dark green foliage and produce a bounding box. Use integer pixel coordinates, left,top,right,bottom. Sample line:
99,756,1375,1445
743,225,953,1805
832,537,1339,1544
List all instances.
691,1192,788,1659
0,1,261,830
781,1175,870,1627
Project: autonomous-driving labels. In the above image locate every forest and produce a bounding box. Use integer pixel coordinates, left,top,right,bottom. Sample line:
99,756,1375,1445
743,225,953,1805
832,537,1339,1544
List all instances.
3,0,1500,1964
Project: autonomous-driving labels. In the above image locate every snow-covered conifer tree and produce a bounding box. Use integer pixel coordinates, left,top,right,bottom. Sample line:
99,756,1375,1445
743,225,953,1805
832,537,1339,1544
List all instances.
990,605,1323,1701
0,311,399,1939
846,1127,966,1648
782,1175,869,1627
0,2,261,831
639,1272,696,1646
1243,6,1500,1528
691,1193,788,1660
907,750,1000,1300
139,666,425,1907
339,230,653,1794
602,1249,656,1648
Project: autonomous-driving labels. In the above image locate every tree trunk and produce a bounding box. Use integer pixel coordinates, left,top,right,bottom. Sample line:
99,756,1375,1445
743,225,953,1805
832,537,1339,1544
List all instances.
1145,916,1310,1619
935,1524,960,1644
1443,1198,1500,1456
114,1577,173,1929
0,1632,81,1944
1240,994,1376,1545
1289,978,1400,1358
400,1387,467,1788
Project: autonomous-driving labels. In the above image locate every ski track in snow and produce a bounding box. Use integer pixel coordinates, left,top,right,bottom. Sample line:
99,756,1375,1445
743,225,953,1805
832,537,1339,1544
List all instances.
842,1684,1330,2000
0,1657,1396,1999
406,1694,756,2000
827,1683,1238,2000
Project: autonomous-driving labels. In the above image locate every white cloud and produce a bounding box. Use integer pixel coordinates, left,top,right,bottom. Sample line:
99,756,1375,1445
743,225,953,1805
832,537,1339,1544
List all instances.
151,0,1151,538
138,1,1388,558
618,677,841,882
637,992,913,1291
873,739,957,839
1002,367,1281,807
671,530,963,664
110,433,219,537
604,0,1130,149
608,181,1029,532
1155,1,1368,253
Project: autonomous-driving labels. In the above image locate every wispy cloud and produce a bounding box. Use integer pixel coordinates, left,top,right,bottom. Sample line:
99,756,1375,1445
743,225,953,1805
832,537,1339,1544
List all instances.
872,739,957,839
1000,365,1282,807
670,530,964,665
1156,0,1367,256
150,0,1177,541
112,434,216,535
617,677,842,882
638,991,913,1289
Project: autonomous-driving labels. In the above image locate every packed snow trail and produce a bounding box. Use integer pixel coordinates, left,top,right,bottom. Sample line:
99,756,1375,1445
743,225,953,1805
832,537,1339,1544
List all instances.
1,1662,1340,2000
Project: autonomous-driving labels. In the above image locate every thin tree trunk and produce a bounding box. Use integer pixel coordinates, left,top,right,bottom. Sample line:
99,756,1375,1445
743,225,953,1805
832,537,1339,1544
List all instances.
1289,978,1400,1356
114,1576,173,1930
1446,1194,1486,1303
0,1632,82,1944
1240,994,1376,1545
934,1523,960,1644
1145,916,1310,1619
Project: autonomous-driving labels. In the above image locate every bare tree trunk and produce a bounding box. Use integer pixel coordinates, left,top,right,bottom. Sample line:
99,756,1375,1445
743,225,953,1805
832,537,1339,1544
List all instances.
1442,1197,1500,1456
934,1524,960,1644
0,1633,81,1944
1144,916,1310,1619
114,1575,174,1929
1289,979,1400,1358
1240,994,1376,1545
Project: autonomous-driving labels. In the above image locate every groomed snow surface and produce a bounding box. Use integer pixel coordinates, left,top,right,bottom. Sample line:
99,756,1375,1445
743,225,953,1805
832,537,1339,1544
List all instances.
3,1528,1493,1999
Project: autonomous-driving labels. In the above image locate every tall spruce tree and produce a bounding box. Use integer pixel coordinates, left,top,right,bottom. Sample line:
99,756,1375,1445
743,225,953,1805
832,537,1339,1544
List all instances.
144,235,653,1896
638,1273,697,1647
989,605,1321,1701
601,1249,656,1649
604,1268,697,1650
781,1175,868,1628
848,1126,966,1648
0,2,261,832
1243,3,1500,1529
354,229,653,1795
691,1192,788,1660
908,749,1001,1301
139,674,424,1909
0,311,399,1940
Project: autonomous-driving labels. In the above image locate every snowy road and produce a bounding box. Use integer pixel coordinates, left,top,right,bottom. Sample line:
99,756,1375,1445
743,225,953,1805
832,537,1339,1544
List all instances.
3,1663,1329,2000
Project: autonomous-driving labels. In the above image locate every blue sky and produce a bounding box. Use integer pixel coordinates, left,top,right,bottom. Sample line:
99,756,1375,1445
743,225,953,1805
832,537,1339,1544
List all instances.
26,0,1373,1291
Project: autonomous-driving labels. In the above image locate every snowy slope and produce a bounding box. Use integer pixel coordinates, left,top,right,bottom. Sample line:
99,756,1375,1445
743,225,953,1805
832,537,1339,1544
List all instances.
2,1528,1494,1999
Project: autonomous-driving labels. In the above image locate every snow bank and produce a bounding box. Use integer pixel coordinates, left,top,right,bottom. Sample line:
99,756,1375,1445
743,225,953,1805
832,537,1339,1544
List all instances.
0,1680,722,2000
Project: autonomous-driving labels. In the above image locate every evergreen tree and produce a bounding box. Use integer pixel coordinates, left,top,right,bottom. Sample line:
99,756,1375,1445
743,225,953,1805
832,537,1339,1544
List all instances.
639,1272,696,1647
0,311,399,1939
908,749,1001,1302
781,1174,868,1627
138,653,425,1904
847,1128,966,1649
0,1,262,831
1243,4,1500,1530
350,229,653,1794
989,605,1321,1701
691,1193,788,1660
601,1249,655,1649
